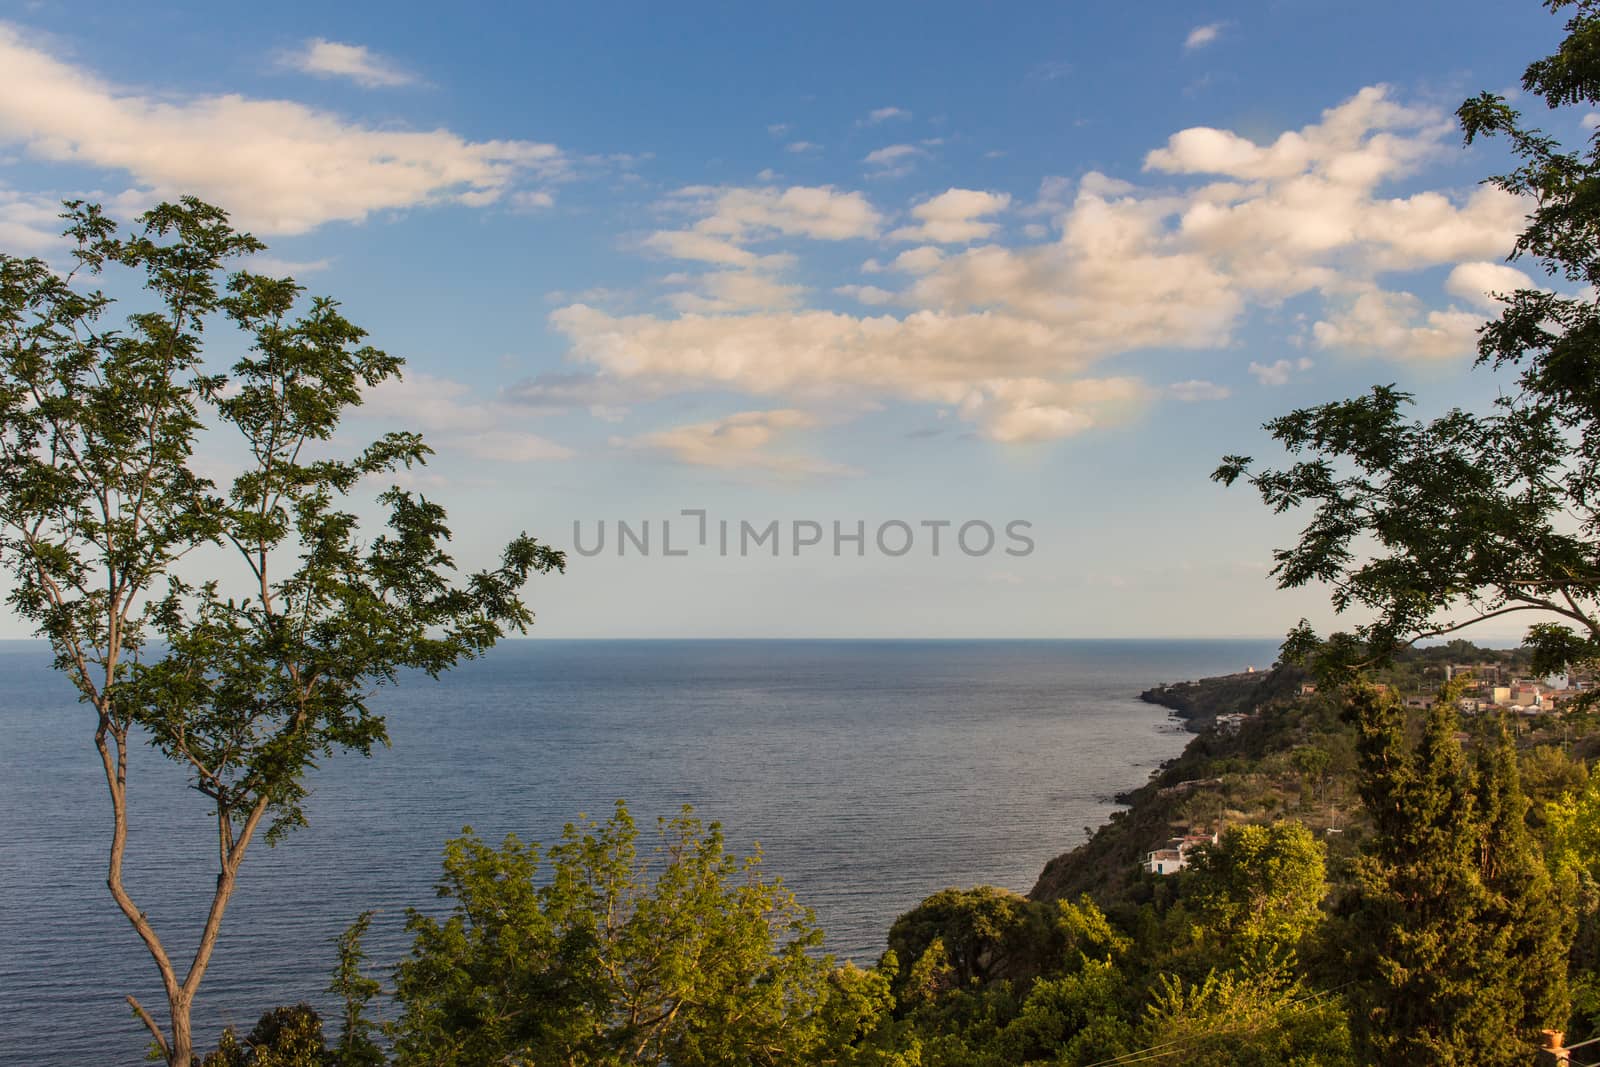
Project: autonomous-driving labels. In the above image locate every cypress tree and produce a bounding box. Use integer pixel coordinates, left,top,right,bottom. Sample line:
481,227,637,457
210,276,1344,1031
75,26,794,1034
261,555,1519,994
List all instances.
1344,686,1572,1064
1475,721,1575,1038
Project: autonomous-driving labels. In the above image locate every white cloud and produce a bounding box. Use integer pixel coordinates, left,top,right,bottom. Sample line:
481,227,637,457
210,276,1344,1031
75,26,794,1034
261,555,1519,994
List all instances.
890,246,945,274
864,144,925,178
1443,260,1539,310
614,409,851,478
1184,23,1224,51
0,186,66,250
1169,379,1231,402
250,255,333,276
786,140,821,153
284,38,415,88
643,229,794,269
1248,358,1313,386
551,304,1152,442
891,188,1011,243
671,184,882,241
549,86,1533,449
964,377,1146,442
1312,288,1482,360
861,106,911,125
668,270,806,312
643,185,881,273
511,190,555,210
835,284,896,305
363,372,493,433
0,24,564,234
362,372,573,461
453,430,574,462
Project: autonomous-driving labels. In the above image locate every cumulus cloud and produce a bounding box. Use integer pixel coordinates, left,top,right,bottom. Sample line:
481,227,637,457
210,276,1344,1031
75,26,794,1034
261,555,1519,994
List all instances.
614,409,852,478
891,188,1011,243
1248,358,1313,386
551,304,1152,441
0,24,564,234
662,185,881,242
786,140,821,153
548,86,1533,449
668,270,806,313
962,377,1146,442
1184,23,1224,51
1444,260,1540,309
641,185,881,313
1312,288,1482,359
284,38,415,88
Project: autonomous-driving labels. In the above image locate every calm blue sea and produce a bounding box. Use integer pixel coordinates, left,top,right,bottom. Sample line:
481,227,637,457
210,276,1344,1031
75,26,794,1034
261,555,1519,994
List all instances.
0,638,1278,1064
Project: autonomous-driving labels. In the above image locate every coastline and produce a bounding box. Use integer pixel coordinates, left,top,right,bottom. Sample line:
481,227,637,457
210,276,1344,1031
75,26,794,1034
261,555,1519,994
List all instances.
1027,661,1284,903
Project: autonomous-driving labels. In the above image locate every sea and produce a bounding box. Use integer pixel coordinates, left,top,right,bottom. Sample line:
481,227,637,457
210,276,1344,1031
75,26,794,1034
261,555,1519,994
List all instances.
0,637,1279,1064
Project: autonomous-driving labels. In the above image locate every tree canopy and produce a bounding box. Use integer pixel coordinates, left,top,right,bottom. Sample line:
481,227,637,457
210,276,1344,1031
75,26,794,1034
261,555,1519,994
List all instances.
388,802,908,1067
1214,0,1600,677
0,198,564,1065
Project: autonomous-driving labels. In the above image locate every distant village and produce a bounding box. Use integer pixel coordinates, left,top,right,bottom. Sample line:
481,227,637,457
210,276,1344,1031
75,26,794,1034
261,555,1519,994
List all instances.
1143,661,1598,876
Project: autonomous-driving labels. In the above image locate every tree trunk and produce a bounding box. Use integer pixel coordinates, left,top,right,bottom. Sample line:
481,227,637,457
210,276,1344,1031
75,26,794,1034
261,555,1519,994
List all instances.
168,995,192,1067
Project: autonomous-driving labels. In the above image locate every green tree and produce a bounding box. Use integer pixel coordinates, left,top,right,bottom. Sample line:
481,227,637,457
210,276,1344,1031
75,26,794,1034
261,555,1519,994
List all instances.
327,912,385,1067
202,1004,328,1067
1342,687,1569,1064
1134,962,1354,1067
1184,822,1328,960
1212,0,1600,678
390,801,906,1066
885,886,1053,995
0,200,564,1066
1547,774,1600,882
1539,761,1600,1040
1290,745,1331,808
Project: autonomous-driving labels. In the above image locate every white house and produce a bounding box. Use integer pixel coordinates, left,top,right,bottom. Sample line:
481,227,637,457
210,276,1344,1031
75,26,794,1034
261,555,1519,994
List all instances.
1144,830,1218,875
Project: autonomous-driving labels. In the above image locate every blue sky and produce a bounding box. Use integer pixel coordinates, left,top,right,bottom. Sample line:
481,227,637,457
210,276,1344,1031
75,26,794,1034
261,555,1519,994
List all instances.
0,1,1579,638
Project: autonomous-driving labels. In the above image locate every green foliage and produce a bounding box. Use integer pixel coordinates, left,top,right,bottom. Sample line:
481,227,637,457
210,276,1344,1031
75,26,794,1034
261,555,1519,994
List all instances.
0,198,564,1065
1214,1,1600,677
978,960,1132,1067
389,801,906,1066
1547,773,1600,882
1183,822,1327,959
1342,687,1572,1064
1136,962,1354,1067
327,913,384,1067
202,1004,328,1067
885,886,1055,997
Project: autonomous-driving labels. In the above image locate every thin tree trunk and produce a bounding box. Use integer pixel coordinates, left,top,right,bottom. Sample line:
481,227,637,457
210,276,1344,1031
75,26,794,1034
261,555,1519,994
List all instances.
94,702,193,1066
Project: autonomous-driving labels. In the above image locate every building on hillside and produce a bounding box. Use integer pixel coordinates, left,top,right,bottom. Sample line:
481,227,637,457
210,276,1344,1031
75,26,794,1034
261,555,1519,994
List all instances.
1215,712,1248,733
1144,830,1218,876
1447,663,1504,684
